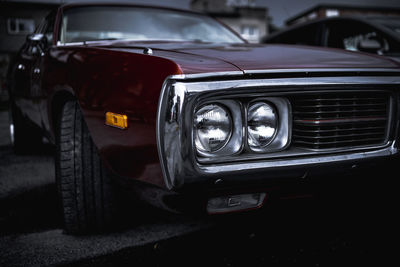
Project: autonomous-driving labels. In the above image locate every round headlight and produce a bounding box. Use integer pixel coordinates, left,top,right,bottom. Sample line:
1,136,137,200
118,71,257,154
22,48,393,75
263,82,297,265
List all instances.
247,102,278,149
194,104,232,153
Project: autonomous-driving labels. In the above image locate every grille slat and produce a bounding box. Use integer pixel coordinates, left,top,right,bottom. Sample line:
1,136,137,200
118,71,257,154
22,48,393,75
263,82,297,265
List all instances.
293,132,385,140
294,117,387,125
293,125,385,134
293,108,386,115
290,92,390,150
294,138,385,150
295,97,387,102
294,137,384,146
297,103,386,109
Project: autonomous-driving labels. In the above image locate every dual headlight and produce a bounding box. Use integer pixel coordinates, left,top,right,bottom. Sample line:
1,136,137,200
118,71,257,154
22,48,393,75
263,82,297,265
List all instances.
194,98,290,157
247,102,278,150
194,104,232,152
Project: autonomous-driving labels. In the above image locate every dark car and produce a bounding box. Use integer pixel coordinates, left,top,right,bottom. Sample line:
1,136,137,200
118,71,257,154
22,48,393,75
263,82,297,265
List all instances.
264,16,400,62
6,3,400,234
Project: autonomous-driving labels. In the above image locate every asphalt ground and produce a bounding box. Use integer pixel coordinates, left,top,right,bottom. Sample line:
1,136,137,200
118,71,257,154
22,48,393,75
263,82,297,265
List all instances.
0,108,397,266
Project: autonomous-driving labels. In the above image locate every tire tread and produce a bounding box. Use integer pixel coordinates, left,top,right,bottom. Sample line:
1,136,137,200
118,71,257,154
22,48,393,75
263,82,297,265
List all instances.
56,101,114,234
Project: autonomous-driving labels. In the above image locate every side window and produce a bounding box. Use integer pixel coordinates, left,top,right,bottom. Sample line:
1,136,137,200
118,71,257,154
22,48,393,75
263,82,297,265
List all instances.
326,20,398,55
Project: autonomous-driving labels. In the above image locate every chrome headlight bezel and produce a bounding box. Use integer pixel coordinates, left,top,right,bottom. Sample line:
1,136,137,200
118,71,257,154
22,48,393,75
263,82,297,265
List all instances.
246,97,291,153
194,100,244,158
194,104,232,153
247,101,279,150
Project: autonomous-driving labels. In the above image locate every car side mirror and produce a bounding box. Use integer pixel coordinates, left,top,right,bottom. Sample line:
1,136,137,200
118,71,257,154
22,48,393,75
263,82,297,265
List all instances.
27,33,48,55
357,38,382,54
27,33,46,43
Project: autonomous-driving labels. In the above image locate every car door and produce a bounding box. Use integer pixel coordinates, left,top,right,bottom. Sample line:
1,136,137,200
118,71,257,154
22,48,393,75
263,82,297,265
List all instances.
12,37,39,125
30,13,56,130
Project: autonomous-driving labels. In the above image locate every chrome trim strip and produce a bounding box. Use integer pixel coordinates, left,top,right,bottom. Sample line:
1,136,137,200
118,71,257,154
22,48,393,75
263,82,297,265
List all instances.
56,41,85,46
156,79,177,190
169,68,400,80
170,71,244,80
198,145,398,174
243,68,400,75
57,40,126,46
197,141,394,164
172,77,400,93
57,40,122,46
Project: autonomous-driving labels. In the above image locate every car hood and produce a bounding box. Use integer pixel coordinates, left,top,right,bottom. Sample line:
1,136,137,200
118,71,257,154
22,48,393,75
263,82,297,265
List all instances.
97,41,399,74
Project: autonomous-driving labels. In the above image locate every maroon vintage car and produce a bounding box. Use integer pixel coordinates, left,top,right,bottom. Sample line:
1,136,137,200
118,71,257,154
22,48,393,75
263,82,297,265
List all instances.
7,3,400,234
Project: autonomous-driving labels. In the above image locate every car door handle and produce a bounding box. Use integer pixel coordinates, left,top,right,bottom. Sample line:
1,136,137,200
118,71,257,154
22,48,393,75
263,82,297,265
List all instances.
17,64,25,71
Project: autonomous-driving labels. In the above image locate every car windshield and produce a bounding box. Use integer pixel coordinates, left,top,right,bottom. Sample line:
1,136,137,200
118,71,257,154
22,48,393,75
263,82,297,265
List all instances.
372,17,400,37
59,6,244,44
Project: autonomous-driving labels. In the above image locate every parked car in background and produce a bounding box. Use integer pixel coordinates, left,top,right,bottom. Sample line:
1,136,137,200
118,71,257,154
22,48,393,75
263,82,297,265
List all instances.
7,3,400,234
264,16,400,62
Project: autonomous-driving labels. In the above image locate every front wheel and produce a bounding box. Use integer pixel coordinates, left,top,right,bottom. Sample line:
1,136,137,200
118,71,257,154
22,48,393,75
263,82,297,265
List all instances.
56,101,116,234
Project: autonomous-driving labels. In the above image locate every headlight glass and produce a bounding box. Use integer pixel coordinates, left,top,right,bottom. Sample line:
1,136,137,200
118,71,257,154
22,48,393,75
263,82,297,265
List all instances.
194,104,232,153
247,102,278,149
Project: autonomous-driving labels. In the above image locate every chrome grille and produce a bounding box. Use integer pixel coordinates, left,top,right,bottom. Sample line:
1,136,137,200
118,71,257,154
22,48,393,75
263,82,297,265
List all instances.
290,92,390,150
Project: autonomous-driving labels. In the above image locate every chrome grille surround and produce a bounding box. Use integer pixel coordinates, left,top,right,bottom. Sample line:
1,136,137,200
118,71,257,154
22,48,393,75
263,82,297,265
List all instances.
157,70,400,189
290,91,392,151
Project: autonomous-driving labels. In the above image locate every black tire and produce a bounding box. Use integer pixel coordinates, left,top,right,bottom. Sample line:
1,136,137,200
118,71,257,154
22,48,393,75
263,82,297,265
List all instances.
10,102,42,154
56,101,116,234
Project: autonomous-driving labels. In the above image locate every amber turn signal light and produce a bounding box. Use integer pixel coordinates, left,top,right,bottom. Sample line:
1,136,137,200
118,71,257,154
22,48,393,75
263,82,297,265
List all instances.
105,112,128,129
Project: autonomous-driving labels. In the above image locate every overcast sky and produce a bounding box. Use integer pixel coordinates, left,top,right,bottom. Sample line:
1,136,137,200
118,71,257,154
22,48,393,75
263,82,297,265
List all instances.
7,0,400,26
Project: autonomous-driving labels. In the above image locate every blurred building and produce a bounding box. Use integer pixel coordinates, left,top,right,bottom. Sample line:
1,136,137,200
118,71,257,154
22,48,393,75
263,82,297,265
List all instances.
191,0,269,43
286,4,400,26
0,1,58,102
